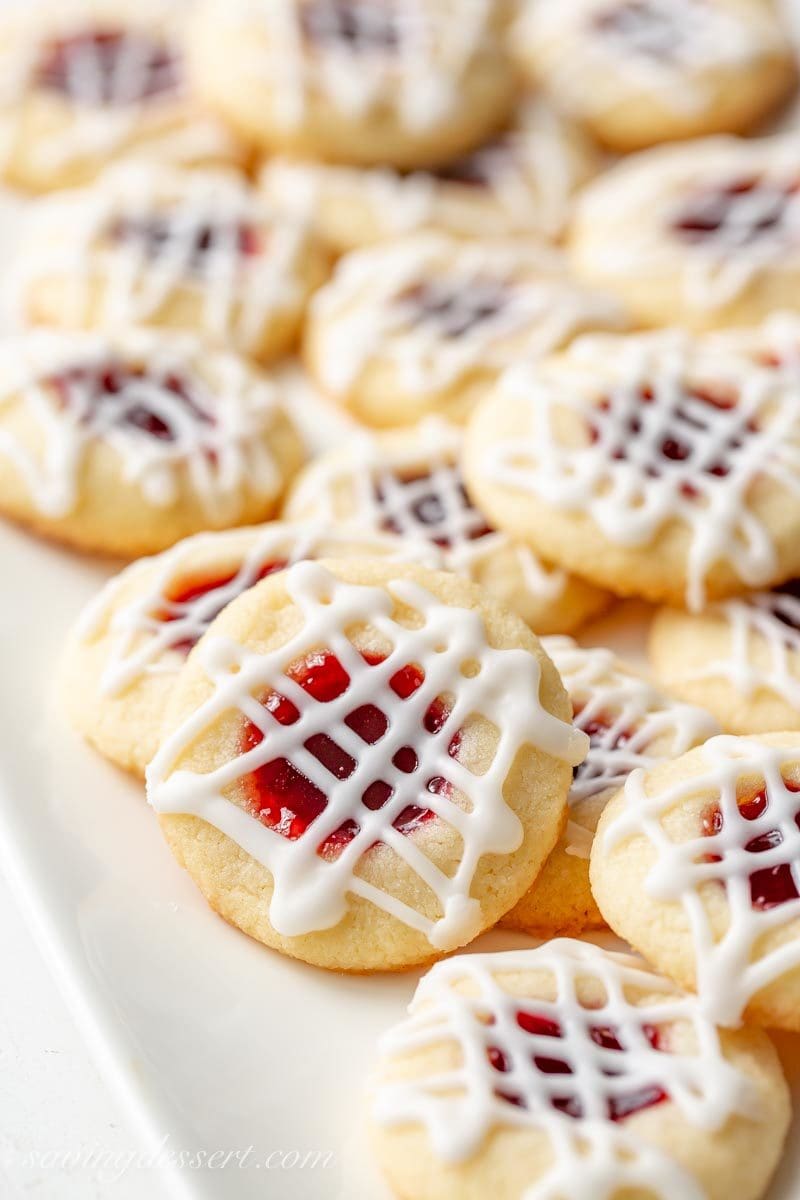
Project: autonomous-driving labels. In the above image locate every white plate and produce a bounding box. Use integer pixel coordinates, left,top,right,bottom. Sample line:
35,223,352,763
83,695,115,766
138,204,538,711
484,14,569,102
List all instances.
1,518,800,1199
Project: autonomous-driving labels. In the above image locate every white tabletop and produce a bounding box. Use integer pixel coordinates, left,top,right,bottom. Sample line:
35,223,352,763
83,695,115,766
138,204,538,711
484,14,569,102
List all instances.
0,865,173,1200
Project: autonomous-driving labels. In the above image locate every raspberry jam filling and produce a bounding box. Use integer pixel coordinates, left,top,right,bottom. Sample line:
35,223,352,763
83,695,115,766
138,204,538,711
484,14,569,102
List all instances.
572,706,636,787
156,560,289,654
48,361,211,441
488,1010,667,1121
672,178,800,246
300,1,400,52
768,579,800,635
432,136,512,190
110,216,261,273
372,465,493,548
398,280,510,340
240,649,460,857
591,384,756,499
592,1,684,59
36,29,179,105
702,781,800,910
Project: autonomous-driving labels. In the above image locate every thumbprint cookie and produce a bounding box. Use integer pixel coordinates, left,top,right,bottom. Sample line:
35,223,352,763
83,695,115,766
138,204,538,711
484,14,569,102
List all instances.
146,559,586,971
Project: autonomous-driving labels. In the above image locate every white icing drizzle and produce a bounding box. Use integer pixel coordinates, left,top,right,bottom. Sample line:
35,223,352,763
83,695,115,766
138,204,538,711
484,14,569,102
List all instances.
603,734,800,1026
0,0,238,176
575,137,800,313
372,939,756,1198
221,0,498,132
77,520,442,696
285,419,570,605
309,235,626,398
15,164,310,354
0,328,284,519
544,636,719,858
146,562,587,949
260,98,593,241
520,0,782,117
480,331,800,610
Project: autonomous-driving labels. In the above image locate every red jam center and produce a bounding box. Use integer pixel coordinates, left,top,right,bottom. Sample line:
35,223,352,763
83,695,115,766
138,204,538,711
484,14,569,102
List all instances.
36,29,179,105
767,578,800,636
572,706,637,788
398,280,510,340
156,560,289,654
300,1,400,52
591,384,756,499
672,177,800,246
48,362,211,441
702,781,800,910
488,1010,667,1121
592,1,685,59
111,216,261,273
239,649,460,857
432,136,512,190
372,465,493,548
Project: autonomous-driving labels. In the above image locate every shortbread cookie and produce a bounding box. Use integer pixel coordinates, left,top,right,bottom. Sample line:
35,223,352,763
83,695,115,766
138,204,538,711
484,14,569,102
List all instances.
0,328,304,557
464,329,800,610
502,638,719,937
0,0,246,193
592,733,800,1030
15,163,328,364
61,522,440,776
370,939,789,1200
146,559,586,971
650,584,800,735
513,0,795,153
259,99,599,253
304,235,627,427
189,0,514,168
570,136,800,331
283,421,610,634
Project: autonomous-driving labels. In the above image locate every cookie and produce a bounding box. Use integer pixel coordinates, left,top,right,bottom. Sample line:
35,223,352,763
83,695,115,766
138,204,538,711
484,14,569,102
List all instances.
258,98,599,253
502,637,719,937
570,135,800,331
592,732,800,1030
146,559,587,971
304,235,628,428
0,328,304,557
283,421,611,635
0,0,246,192
189,0,515,168
463,329,800,611
61,521,441,777
14,162,328,365
370,939,789,1200
649,584,800,736
513,0,796,153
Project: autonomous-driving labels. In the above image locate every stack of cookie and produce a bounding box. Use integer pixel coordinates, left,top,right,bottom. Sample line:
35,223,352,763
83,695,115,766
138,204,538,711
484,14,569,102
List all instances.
2,0,800,1196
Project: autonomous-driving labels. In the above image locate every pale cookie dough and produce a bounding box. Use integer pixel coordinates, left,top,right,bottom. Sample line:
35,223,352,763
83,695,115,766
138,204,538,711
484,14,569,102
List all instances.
502,637,718,937
146,559,587,971
258,98,599,252
283,420,611,634
0,0,246,193
592,732,800,1030
513,0,796,152
189,0,515,168
570,136,800,331
61,521,441,776
304,234,627,427
370,939,789,1200
464,329,800,610
0,327,304,557
14,162,329,365
650,583,800,736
